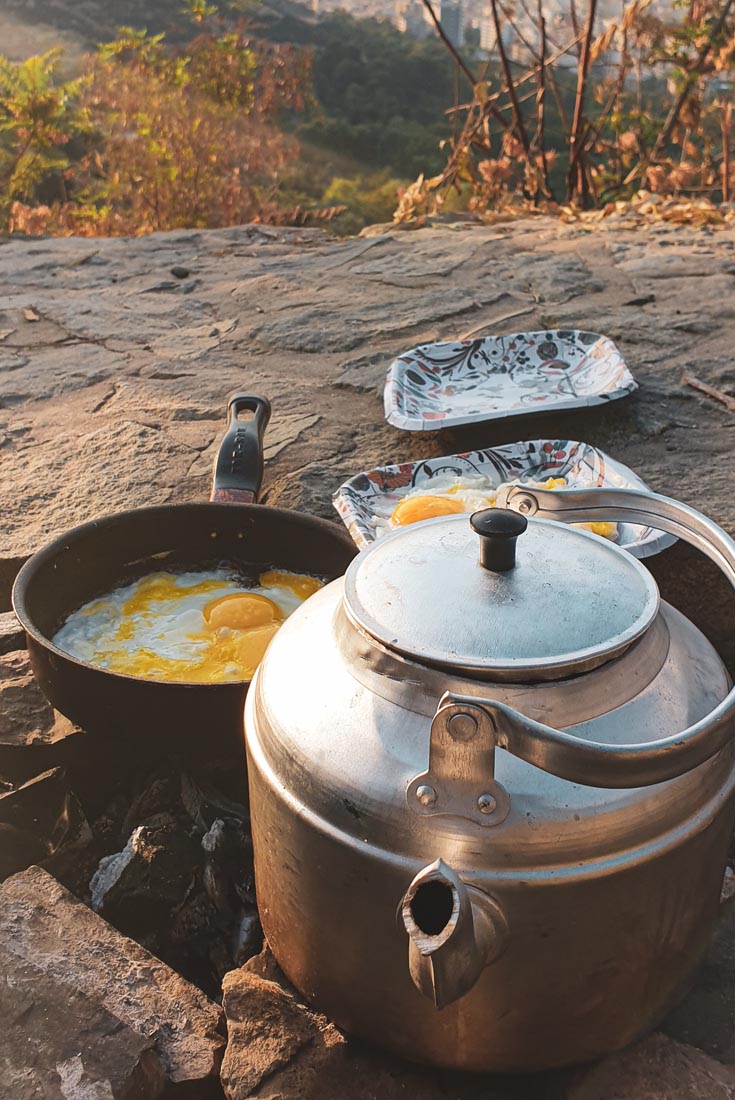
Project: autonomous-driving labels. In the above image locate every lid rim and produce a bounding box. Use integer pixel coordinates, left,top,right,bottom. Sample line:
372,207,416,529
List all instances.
342,597,655,680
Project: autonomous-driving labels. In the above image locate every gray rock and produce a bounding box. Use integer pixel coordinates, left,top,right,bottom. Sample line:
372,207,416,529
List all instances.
0,610,24,654
662,899,735,1062
0,866,225,1089
0,650,84,782
220,968,319,1099
0,419,199,558
0,946,166,1100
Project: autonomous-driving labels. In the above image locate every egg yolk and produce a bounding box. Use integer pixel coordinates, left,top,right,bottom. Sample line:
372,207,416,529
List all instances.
204,592,282,631
575,521,617,539
391,495,467,526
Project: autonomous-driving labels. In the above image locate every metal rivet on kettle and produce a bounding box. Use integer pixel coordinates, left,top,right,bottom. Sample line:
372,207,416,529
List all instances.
447,712,477,741
416,784,437,807
477,793,497,815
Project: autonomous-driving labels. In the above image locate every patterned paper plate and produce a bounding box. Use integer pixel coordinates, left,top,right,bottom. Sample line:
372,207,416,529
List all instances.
333,439,676,559
384,330,637,431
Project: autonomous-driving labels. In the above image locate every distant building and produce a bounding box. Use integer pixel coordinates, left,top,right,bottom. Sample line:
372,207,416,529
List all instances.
396,0,433,37
479,6,495,49
440,0,464,46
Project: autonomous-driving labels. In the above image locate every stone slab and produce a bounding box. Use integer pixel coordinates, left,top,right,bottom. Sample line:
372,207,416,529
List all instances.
0,866,225,1090
0,945,166,1100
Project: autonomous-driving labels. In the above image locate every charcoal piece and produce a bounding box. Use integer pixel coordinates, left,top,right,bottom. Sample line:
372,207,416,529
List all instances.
0,767,94,886
201,816,256,912
232,907,263,967
169,887,231,998
122,770,183,839
90,819,201,940
181,770,248,832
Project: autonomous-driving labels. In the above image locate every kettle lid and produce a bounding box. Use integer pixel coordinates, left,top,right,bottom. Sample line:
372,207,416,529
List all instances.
343,511,659,681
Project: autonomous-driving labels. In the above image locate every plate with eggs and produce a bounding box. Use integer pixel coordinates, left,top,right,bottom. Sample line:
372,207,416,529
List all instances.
333,439,676,559
383,330,636,431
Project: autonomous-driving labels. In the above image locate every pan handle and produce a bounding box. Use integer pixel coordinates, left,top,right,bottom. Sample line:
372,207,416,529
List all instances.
210,395,272,504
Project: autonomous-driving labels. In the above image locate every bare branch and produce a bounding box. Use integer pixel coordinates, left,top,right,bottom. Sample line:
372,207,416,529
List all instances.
566,0,598,203
419,0,513,132
490,0,532,154
535,0,552,198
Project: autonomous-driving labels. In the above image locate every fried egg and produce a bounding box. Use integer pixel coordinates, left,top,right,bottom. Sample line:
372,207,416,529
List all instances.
376,474,618,542
52,568,323,684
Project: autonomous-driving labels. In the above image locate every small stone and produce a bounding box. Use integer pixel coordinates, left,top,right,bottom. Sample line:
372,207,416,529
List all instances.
171,265,191,279
0,767,93,886
0,944,166,1100
0,866,225,1090
0,650,85,784
721,865,735,904
623,293,656,306
220,968,319,1099
335,351,391,395
0,610,24,654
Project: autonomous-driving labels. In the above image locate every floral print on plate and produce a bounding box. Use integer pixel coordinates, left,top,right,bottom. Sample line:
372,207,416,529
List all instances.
333,439,675,560
383,329,637,431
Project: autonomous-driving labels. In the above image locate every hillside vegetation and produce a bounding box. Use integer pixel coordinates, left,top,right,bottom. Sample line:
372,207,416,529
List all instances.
0,0,734,235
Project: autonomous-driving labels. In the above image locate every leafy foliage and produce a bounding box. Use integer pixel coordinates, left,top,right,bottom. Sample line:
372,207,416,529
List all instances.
0,49,91,213
4,10,321,235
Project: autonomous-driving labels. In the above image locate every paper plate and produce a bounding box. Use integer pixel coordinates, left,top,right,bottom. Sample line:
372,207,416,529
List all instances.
384,330,637,431
333,440,675,559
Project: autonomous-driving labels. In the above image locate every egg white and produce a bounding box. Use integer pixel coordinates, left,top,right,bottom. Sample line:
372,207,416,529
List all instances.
53,569,307,676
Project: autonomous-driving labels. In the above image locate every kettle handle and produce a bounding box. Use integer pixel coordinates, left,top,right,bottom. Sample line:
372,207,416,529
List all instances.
408,486,735,815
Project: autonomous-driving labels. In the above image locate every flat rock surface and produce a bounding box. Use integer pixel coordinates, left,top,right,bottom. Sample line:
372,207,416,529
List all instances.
0,220,732,574
0,865,225,1089
2,218,735,671
4,219,735,1098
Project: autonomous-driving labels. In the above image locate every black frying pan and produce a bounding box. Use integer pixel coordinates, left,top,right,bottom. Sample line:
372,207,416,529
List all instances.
12,395,356,763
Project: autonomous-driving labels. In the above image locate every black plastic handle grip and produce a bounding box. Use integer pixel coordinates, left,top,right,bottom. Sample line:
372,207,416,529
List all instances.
210,394,272,504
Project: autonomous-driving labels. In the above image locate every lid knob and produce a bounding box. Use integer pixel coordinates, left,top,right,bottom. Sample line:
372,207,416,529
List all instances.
470,509,528,573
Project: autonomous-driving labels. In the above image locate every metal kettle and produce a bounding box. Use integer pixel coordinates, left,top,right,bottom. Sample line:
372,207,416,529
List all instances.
245,486,735,1072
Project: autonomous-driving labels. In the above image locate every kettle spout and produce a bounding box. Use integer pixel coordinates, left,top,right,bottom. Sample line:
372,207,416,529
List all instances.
400,859,507,1010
